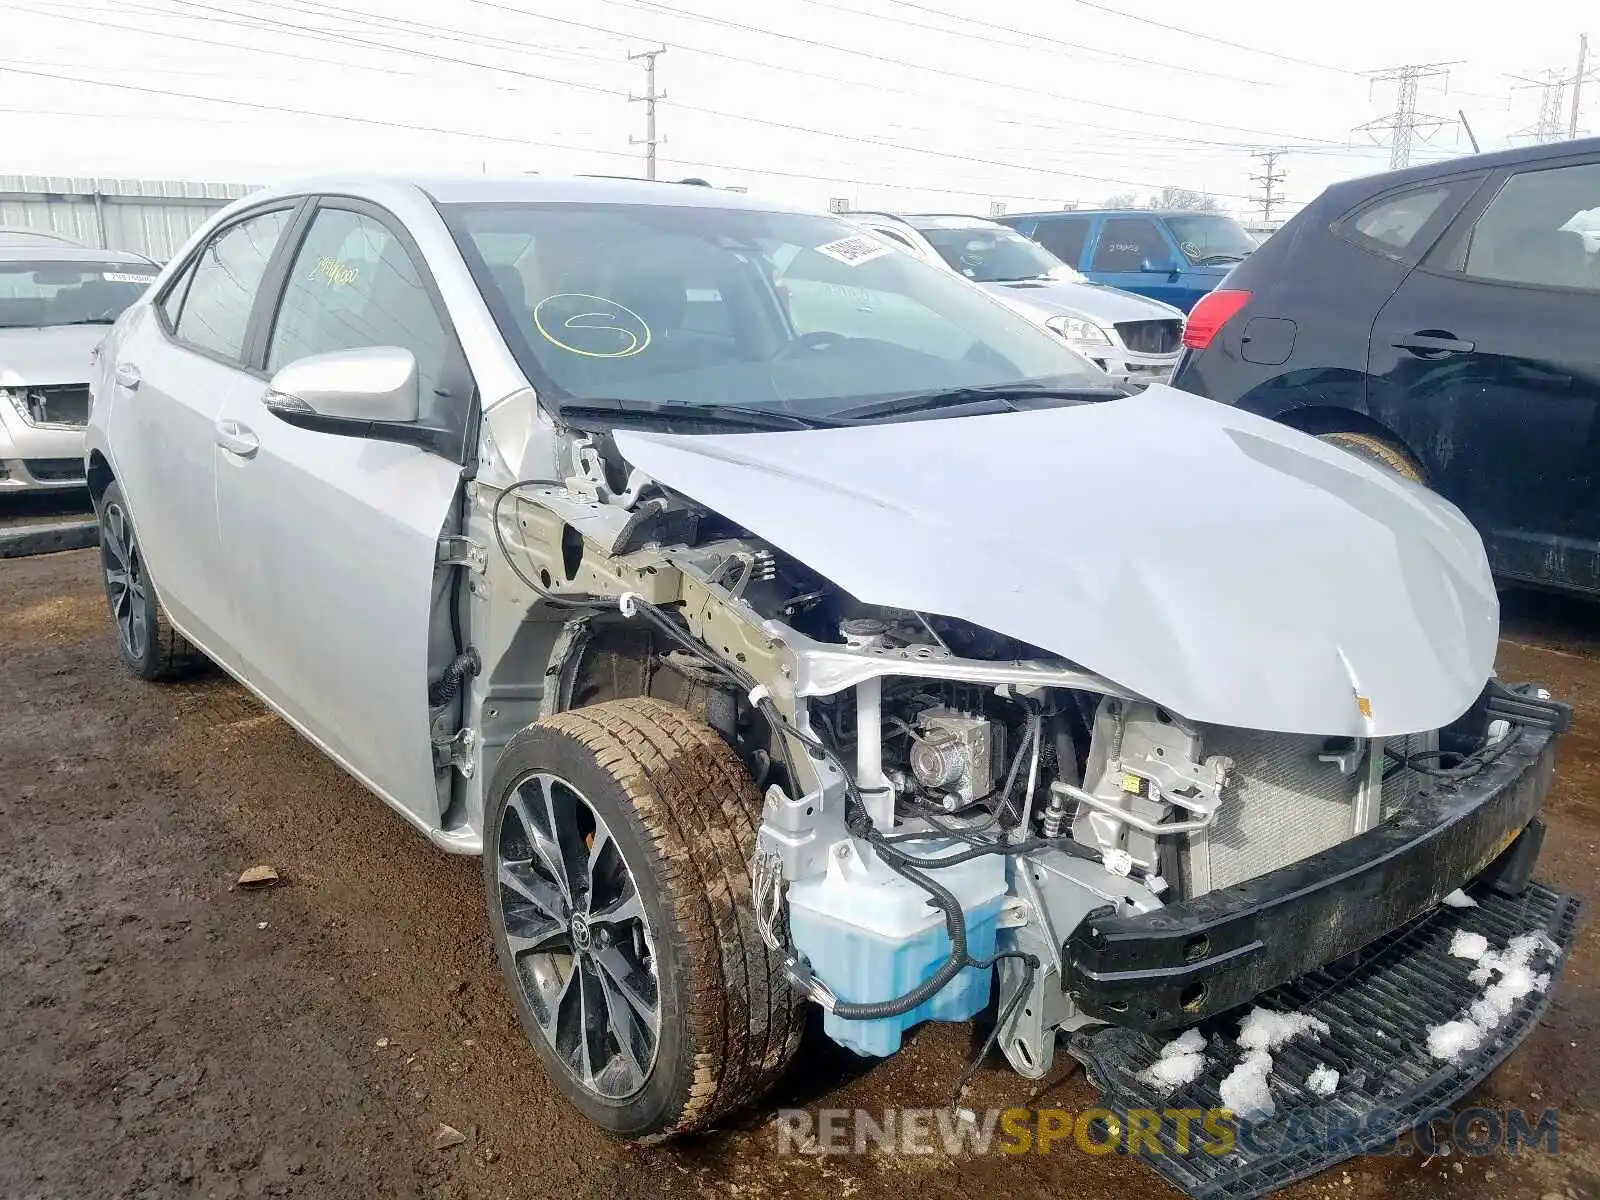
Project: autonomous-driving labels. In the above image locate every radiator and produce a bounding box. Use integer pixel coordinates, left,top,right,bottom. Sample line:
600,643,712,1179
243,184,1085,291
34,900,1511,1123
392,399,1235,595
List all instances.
1188,728,1364,894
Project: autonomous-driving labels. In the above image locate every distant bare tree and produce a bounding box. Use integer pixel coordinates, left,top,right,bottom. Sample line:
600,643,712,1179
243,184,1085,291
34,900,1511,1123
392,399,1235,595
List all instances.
1101,187,1221,210
1148,185,1221,211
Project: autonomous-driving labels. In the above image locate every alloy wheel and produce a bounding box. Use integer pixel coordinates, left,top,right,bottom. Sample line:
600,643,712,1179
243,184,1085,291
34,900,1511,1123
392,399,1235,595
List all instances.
494,771,660,1100
100,501,148,661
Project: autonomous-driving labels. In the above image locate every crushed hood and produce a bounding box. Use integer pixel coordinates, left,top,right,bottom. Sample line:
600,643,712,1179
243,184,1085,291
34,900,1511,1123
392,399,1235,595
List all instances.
613,385,1497,737
0,325,105,388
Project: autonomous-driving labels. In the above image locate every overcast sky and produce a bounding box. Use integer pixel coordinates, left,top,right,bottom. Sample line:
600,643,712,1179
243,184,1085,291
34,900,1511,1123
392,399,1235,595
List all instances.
1,0,1592,219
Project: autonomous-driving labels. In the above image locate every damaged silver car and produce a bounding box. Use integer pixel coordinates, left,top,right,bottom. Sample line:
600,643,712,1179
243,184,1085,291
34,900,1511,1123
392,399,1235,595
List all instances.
85,177,1578,1196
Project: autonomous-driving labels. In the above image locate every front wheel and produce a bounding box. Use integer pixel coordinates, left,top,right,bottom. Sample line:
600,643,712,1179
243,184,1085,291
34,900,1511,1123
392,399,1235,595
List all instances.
1314,430,1425,484
484,697,803,1139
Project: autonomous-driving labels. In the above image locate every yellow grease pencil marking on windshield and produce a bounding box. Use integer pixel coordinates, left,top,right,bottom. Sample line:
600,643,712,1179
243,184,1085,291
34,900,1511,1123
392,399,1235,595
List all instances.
532,293,652,359
312,256,359,286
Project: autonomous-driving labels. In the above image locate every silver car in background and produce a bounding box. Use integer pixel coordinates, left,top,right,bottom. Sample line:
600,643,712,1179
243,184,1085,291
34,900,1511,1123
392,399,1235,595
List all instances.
1,237,158,492
847,212,1184,388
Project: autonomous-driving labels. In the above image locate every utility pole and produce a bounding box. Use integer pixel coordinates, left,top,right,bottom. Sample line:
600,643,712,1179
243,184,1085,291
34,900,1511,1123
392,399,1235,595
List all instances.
628,46,666,180
1248,149,1288,223
1571,33,1589,138
1357,63,1457,168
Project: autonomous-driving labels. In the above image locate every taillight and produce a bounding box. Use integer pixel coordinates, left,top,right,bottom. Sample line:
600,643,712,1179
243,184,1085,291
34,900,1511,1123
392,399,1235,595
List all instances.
1182,289,1252,350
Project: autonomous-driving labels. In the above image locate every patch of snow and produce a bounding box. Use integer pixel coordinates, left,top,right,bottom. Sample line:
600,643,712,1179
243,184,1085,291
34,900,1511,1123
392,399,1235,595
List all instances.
1440,889,1478,908
1220,1049,1276,1119
1160,1028,1206,1059
1305,1064,1339,1098
1236,1007,1331,1052
1426,1019,1485,1061
1449,930,1489,961
1139,1028,1207,1093
1428,927,1562,1060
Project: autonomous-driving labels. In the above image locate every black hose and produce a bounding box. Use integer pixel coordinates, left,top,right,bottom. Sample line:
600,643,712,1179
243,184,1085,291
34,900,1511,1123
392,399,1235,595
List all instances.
428,647,482,708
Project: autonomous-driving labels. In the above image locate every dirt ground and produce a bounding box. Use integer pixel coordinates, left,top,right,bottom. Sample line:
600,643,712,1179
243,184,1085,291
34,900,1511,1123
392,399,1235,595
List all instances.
1,548,1595,1200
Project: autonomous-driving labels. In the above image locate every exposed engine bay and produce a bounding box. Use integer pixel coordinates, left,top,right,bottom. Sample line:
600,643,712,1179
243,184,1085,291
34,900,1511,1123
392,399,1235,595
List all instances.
480,434,1569,1087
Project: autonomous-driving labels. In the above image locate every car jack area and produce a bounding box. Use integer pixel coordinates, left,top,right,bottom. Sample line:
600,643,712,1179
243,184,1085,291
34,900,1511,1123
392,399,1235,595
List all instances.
3,547,1597,1200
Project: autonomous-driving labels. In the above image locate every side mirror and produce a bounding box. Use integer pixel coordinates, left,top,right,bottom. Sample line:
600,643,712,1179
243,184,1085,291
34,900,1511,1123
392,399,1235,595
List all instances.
263,346,451,453
1140,257,1178,274
265,346,419,422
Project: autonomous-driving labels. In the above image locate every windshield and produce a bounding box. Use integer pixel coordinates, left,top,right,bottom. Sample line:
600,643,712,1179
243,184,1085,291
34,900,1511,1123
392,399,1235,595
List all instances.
444,203,1106,420
1165,215,1258,264
914,225,1082,283
0,260,157,328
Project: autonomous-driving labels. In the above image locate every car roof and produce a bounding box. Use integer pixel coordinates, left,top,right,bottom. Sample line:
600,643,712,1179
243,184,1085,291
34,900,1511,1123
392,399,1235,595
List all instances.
0,224,89,248
1314,134,1600,205
0,243,157,265
246,173,817,215
1002,209,1232,219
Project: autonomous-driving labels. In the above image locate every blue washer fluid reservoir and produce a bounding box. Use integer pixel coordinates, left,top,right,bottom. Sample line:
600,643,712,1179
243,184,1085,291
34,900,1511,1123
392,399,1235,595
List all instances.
786,838,1007,1057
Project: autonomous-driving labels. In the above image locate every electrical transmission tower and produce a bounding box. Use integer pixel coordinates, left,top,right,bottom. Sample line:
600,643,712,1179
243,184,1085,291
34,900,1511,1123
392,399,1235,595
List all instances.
628,46,667,180
1513,69,1569,141
1249,149,1288,222
1358,63,1457,168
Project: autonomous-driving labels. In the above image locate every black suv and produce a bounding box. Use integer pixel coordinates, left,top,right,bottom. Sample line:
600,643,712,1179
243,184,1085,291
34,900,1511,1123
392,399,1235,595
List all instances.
1173,137,1600,597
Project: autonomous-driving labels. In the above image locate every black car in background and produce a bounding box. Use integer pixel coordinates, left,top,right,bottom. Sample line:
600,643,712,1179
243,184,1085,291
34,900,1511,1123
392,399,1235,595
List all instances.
1173,137,1600,597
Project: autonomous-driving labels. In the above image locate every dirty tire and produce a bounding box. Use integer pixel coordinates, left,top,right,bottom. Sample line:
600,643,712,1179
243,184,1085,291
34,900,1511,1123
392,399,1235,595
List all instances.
484,697,804,1139
1315,430,1425,483
96,480,207,682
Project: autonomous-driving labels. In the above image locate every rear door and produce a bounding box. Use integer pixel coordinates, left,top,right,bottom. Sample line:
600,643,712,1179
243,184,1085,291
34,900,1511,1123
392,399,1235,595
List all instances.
104,204,299,654
1086,215,1190,308
1369,157,1600,592
212,197,475,830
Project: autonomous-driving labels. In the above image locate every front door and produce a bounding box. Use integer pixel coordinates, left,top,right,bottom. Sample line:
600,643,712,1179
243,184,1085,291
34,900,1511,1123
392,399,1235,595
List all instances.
1086,215,1189,309
213,199,474,829
104,205,297,654
1369,157,1600,592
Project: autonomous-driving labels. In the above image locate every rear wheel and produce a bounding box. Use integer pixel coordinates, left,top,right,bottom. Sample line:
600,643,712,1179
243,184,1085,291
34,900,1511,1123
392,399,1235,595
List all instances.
484,697,803,1139
96,481,206,681
1314,430,1425,483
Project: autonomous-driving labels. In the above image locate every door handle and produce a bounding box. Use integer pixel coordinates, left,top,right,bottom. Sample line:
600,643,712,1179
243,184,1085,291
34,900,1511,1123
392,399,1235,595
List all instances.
215,419,260,459
1393,331,1476,357
114,363,141,391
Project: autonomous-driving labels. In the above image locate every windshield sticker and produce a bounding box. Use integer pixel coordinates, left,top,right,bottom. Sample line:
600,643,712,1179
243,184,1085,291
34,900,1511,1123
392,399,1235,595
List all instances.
533,293,651,359
102,271,156,284
813,234,891,267
312,256,360,286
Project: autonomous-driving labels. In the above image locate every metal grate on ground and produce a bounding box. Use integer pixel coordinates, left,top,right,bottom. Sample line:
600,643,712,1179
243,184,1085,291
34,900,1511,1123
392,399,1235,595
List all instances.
1071,880,1582,1199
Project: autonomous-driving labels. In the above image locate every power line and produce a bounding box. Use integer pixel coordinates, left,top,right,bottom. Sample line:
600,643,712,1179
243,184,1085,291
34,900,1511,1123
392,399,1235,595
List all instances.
796,0,1276,87
1357,63,1458,168
466,0,1333,153
29,0,1269,198
1059,0,1358,76
589,0,1348,145
1248,149,1288,222
628,45,666,181
1512,69,1569,141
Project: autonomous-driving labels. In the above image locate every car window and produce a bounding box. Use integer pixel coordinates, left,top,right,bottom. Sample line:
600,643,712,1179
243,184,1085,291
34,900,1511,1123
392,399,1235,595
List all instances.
173,209,292,361
1032,217,1090,267
1462,163,1600,292
912,225,1076,283
447,202,1105,416
1347,187,1451,252
0,259,156,330
267,207,452,418
1092,217,1169,271
159,256,198,328
1165,213,1257,264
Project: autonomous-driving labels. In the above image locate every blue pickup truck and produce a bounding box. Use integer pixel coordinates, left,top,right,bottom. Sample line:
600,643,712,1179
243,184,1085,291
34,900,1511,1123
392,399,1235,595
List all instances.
998,209,1258,312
